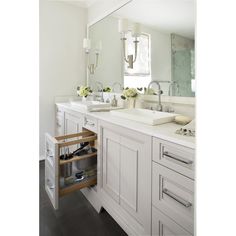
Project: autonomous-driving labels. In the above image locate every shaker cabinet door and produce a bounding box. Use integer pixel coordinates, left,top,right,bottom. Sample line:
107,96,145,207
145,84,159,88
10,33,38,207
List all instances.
102,128,120,203
120,134,151,231
100,121,152,235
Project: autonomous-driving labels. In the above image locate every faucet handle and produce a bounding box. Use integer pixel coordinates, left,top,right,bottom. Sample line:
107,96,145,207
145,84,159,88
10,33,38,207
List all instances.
156,104,163,111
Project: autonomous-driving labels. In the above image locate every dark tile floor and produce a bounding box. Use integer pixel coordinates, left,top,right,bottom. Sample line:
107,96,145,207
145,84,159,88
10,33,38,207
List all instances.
40,161,127,236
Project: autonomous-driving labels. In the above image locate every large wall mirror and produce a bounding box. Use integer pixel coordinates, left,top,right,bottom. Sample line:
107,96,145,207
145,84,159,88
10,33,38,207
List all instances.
86,0,195,97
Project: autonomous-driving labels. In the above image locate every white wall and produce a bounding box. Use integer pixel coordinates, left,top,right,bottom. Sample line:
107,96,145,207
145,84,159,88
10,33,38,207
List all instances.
88,0,131,25
39,0,87,159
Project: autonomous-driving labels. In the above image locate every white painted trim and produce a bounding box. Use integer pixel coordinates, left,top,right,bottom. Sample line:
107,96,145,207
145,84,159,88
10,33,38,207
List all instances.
80,188,102,213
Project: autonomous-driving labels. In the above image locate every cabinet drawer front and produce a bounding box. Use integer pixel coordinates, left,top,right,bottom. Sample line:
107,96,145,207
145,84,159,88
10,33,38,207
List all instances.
152,163,194,234
56,106,63,115
152,207,192,236
153,138,195,179
83,115,98,133
56,116,63,128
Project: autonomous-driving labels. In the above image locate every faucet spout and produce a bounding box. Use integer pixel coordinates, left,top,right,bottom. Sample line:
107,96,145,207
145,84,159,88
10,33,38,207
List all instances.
95,81,104,102
147,80,163,111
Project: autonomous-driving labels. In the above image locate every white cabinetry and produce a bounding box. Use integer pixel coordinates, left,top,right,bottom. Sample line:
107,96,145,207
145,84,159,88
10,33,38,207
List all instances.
64,112,83,135
55,106,64,136
99,120,152,235
152,137,195,235
152,207,192,236
52,104,195,235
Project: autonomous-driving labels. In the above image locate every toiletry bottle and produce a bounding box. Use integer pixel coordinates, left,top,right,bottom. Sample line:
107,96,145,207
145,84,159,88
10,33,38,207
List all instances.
111,95,117,107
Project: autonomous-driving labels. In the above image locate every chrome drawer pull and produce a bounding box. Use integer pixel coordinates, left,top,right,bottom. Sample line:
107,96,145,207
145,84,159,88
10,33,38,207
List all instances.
163,151,193,165
85,118,95,127
163,188,192,208
47,179,55,190
86,122,95,127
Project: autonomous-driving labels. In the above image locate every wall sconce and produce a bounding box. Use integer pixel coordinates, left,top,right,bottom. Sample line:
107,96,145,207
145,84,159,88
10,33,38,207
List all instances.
118,19,141,69
83,38,102,75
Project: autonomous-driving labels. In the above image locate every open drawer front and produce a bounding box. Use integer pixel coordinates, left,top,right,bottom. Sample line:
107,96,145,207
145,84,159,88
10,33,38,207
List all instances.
45,130,97,210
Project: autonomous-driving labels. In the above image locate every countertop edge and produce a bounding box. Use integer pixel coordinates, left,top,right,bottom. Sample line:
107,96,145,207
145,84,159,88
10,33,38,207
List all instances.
56,103,195,150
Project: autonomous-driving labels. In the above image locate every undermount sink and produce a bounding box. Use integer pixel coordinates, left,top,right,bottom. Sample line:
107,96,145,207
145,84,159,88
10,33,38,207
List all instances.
71,100,111,111
110,108,178,125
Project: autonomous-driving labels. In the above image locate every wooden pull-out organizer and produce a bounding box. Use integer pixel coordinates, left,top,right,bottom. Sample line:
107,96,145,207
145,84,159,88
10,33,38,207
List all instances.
45,130,97,209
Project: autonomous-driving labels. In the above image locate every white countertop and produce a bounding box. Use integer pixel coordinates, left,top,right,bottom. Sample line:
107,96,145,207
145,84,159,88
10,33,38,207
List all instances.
56,103,195,149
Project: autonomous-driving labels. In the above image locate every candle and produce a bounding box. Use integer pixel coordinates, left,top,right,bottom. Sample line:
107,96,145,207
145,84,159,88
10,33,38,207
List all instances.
83,38,91,50
118,19,129,33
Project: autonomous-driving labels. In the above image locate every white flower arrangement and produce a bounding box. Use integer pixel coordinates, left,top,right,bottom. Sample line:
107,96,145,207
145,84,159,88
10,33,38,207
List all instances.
77,86,93,97
121,87,139,100
103,86,112,92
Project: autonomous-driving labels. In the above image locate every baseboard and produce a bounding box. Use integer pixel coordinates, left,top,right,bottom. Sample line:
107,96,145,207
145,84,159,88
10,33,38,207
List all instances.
80,187,102,213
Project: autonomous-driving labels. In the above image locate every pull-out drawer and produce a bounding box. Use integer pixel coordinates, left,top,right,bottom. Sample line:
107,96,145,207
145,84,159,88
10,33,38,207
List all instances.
45,130,98,210
153,138,195,179
152,162,194,234
152,207,192,236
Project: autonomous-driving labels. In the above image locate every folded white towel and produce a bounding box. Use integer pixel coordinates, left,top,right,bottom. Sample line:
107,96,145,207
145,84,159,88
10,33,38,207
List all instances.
176,119,195,137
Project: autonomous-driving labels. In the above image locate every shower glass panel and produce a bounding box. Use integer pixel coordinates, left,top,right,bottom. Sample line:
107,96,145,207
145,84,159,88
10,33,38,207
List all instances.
172,49,195,97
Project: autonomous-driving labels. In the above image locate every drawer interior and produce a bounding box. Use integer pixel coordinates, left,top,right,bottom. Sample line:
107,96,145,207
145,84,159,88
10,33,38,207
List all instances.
46,129,98,199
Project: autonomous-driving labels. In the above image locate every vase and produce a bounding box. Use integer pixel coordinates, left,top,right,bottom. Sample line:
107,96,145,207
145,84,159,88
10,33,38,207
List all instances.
82,96,87,102
128,98,136,109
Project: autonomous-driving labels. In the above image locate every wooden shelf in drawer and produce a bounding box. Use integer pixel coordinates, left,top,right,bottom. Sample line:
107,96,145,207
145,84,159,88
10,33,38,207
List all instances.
153,137,195,179
55,131,97,148
60,152,97,165
60,176,97,197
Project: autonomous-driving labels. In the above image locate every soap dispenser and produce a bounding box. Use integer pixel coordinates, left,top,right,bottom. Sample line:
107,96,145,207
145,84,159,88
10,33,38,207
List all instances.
111,95,118,107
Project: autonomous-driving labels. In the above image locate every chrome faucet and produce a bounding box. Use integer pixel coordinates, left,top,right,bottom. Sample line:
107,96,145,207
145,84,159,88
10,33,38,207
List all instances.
147,80,163,111
95,81,104,102
112,82,122,93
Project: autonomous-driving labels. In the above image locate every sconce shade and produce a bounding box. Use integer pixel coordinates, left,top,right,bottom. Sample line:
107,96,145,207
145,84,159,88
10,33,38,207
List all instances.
83,38,91,50
132,23,141,37
95,41,102,52
118,18,129,33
